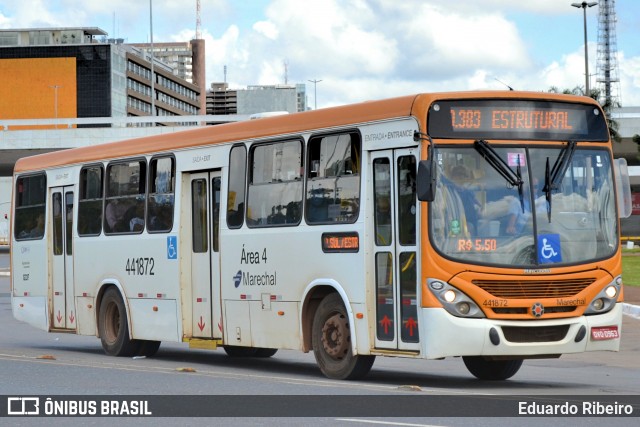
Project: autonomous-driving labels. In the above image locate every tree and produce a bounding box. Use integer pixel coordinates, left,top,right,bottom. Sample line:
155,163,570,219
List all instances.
548,86,621,142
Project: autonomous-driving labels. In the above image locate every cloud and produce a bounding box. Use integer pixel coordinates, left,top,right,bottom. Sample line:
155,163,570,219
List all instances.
1,0,638,110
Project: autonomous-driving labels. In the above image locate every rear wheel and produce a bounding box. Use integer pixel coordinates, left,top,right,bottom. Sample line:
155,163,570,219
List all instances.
462,356,523,380
312,293,375,380
136,340,161,357
98,287,139,357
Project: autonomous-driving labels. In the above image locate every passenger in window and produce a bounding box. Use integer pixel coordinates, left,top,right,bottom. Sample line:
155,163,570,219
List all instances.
444,165,481,235
129,203,145,231
505,178,546,235
18,213,44,239
105,199,128,232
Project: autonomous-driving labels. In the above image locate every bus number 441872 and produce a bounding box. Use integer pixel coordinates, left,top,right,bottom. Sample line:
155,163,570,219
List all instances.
125,257,155,276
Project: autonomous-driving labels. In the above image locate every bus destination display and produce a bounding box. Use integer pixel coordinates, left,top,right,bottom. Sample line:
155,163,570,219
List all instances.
321,232,359,253
428,99,609,141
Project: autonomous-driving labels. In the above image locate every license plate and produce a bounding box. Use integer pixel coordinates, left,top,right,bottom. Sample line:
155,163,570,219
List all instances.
591,326,619,341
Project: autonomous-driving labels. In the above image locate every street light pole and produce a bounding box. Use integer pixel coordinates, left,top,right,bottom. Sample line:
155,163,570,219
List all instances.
308,79,322,110
571,1,598,96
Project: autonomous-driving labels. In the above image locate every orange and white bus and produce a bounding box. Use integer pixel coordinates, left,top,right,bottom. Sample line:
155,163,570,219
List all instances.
10,91,632,380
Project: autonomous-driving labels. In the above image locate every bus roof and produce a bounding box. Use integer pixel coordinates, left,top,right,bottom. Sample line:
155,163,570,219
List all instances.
13,91,601,174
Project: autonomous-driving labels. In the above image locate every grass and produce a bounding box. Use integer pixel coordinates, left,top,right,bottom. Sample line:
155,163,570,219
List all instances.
622,249,640,287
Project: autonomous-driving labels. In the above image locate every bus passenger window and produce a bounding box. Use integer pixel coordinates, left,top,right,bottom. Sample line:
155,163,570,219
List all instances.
247,140,303,227
148,157,175,233
306,132,361,224
14,174,46,241
104,160,146,234
78,165,103,236
227,145,246,229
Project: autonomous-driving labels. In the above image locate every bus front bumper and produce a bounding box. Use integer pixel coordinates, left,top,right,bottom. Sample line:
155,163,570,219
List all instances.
420,303,622,360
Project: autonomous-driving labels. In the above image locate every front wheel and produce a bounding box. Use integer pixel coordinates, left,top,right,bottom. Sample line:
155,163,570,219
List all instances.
98,287,139,357
312,293,375,380
462,356,523,380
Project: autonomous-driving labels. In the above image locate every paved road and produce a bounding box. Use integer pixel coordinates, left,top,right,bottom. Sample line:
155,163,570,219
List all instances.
0,249,638,426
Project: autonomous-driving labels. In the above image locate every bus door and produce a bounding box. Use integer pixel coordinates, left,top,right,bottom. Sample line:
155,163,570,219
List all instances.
189,170,222,339
51,186,76,330
371,149,420,351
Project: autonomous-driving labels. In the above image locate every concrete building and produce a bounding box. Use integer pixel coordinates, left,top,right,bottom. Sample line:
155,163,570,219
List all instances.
206,83,307,116
0,27,203,125
129,40,207,115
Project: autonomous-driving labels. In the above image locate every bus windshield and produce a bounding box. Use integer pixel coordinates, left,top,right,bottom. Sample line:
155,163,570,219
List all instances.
430,145,617,267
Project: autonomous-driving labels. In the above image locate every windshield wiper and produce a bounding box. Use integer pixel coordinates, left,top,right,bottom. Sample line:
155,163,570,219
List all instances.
474,139,525,212
542,140,577,221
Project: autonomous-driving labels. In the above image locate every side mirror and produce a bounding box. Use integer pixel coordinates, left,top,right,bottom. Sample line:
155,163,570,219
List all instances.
614,158,632,219
417,159,436,202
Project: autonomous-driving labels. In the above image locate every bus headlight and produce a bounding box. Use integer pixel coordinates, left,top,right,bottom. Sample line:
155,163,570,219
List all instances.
428,279,485,318
584,277,621,315
443,289,456,303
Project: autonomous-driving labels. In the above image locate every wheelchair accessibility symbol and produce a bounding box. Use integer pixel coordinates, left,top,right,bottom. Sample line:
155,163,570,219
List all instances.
167,236,178,259
537,234,561,264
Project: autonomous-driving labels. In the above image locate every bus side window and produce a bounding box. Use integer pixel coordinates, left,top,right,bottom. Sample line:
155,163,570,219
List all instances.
78,165,103,236
306,132,361,224
147,157,175,233
104,160,147,234
246,140,303,227
227,145,246,229
14,173,46,241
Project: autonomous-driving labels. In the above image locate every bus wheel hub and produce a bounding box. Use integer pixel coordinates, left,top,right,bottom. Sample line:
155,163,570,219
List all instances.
321,313,348,358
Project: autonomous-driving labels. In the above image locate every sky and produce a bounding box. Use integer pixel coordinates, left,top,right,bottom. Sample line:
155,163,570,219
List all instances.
1,0,639,109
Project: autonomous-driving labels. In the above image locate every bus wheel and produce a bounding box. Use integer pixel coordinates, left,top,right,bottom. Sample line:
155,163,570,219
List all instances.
224,346,258,357
98,287,140,357
136,340,161,357
254,348,278,358
462,356,523,380
312,293,375,380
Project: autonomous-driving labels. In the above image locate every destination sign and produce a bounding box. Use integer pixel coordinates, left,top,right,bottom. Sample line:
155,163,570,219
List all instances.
322,232,359,253
428,99,609,141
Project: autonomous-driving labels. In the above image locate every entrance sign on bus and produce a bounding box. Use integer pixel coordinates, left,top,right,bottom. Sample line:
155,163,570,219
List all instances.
9,91,631,382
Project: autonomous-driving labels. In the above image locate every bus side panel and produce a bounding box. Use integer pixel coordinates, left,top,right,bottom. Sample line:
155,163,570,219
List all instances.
12,296,48,331
249,301,301,349
11,240,49,332
73,234,183,342
220,226,367,351
129,298,180,342
75,296,95,336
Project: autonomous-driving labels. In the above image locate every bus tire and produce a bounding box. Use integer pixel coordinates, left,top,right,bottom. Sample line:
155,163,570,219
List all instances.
224,346,258,357
98,287,139,357
462,356,523,380
136,340,161,357
312,293,375,380
254,348,278,358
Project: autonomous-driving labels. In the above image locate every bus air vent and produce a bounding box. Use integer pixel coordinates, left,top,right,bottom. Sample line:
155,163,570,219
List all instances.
501,325,570,343
472,278,595,299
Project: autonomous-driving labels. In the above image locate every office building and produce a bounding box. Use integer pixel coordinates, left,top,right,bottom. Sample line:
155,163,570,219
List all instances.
0,27,202,126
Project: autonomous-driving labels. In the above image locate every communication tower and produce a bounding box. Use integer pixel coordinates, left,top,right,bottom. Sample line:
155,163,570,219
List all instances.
596,0,621,106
